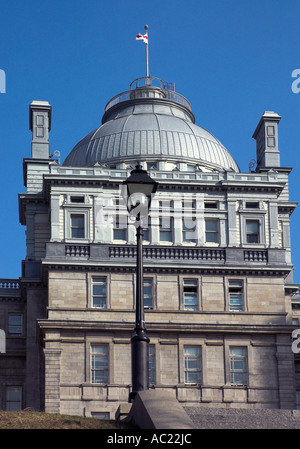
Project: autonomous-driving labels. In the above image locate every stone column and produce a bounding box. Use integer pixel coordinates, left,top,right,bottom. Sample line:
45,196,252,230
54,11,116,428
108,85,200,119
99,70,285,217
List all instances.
44,332,61,414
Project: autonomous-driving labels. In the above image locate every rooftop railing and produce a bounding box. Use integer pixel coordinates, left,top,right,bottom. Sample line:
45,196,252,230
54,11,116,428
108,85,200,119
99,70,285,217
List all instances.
104,76,192,112
0,279,20,289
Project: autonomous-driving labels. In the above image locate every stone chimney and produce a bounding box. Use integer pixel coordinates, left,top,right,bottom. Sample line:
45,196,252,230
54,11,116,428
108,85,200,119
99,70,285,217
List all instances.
252,111,281,169
29,100,52,159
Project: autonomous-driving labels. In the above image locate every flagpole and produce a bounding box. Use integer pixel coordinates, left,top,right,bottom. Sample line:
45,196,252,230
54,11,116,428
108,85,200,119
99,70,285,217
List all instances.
145,24,150,85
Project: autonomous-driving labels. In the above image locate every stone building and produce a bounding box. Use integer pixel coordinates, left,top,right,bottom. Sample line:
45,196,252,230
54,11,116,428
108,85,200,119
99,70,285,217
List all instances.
0,75,299,417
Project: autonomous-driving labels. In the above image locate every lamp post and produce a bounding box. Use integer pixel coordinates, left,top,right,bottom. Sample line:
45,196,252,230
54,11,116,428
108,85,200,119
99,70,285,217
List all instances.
123,164,158,401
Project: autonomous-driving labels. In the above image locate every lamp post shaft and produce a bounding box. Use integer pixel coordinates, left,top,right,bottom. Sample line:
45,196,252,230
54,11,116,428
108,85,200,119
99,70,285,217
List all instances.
130,219,149,401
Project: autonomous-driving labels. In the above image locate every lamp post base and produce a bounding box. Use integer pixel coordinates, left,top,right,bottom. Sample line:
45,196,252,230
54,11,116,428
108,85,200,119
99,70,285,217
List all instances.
130,329,150,402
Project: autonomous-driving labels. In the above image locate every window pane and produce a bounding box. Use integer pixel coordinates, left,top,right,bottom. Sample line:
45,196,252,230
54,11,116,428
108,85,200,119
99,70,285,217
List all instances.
92,278,107,308
71,214,85,238
246,221,259,233
205,220,218,232
246,220,259,243
184,280,198,310
6,387,22,411
229,347,247,385
205,220,219,243
8,315,22,335
91,345,109,384
144,279,153,308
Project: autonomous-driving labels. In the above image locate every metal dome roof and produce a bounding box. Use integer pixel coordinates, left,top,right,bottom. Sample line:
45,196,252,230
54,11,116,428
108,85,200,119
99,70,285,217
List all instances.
63,78,239,172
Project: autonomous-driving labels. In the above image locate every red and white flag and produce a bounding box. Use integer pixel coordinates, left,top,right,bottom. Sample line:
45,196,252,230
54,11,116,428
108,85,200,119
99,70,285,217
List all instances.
136,33,148,44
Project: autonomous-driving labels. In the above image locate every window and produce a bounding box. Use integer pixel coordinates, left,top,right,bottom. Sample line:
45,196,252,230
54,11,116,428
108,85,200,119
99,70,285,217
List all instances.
144,279,153,309
147,162,157,170
148,345,156,385
6,387,22,411
159,200,173,242
91,344,109,384
246,219,260,243
182,218,196,242
91,412,110,420
246,201,259,209
183,279,198,310
228,280,244,311
205,219,219,243
204,201,218,209
159,217,173,242
92,277,107,308
229,347,248,385
182,200,196,243
71,213,85,238
142,216,151,242
184,346,202,384
71,196,85,203
113,214,127,240
8,314,23,335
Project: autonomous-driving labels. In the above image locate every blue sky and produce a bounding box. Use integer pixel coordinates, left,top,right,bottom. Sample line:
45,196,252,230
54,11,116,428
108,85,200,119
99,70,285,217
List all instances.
1,0,300,282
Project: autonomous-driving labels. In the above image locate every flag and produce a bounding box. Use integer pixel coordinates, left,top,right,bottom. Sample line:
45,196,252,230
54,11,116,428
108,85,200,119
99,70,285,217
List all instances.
136,33,148,44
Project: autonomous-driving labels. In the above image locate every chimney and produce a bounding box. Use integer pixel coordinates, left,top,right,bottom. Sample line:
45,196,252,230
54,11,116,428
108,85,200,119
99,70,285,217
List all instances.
29,100,52,159
252,111,281,169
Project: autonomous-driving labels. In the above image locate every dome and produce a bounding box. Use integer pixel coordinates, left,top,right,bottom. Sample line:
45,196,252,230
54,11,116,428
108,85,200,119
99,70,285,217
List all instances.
63,78,239,172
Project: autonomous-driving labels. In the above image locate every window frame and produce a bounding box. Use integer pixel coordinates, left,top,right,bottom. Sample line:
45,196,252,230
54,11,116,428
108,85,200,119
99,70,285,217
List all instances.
90,344,109,385
183,279,198,311
144,278,154,309
8,313,23,336
6,386,22,411
183,345,202,385
229,346,248,386
205,218,219,244
241,214,266,247
228,280,244,312
91,277,108,309
65,208,90,242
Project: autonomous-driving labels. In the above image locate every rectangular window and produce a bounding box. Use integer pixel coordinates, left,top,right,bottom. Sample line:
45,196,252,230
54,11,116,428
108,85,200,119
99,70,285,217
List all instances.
183,279,198,310
143,216,151,242
182,218,196,242
182,200,196,243
205,219,219,243
204,201,218,209
91,344,109,384
92,277,107,308
6,387,22,411
71,213,85,238
71,196,85,203
8,314,23,335
229,347,248,385
159,217,173,242
246,219,260,243
159,200,173,242
91,412,110,420
228,280,244,312
144,278,153,309
184,346,202,384
246,201,259,209
148,345,156,385
113,215,127,240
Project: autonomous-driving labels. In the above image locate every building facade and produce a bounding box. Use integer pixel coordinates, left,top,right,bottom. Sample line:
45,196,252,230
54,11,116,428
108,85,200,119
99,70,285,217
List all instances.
0,76,299,417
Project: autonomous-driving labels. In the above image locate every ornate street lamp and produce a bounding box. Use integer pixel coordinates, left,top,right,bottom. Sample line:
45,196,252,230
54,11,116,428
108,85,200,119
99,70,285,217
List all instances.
123,164,158,401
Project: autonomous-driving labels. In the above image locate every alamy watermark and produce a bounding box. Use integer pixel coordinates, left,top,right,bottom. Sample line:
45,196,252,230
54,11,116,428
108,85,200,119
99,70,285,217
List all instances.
0,69,6,93
292,329,300,354
291,69,300,93
0,329,6,353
